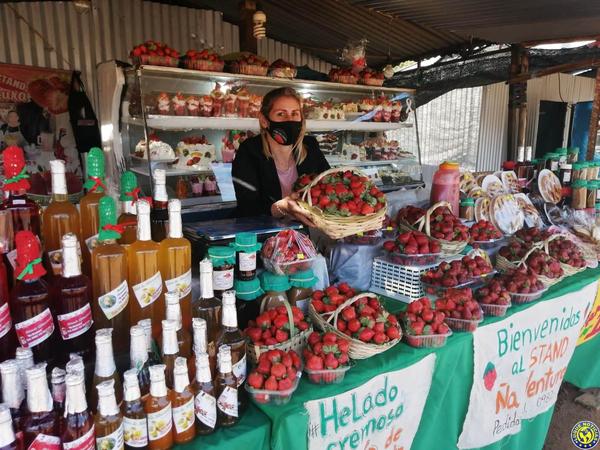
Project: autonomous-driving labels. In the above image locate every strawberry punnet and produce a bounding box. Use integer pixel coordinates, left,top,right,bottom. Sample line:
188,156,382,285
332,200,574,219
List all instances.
421,255,493,291
469,220,503,242
303,331,351,383
399,297,451,339
246,349,302,402
434,288,483,330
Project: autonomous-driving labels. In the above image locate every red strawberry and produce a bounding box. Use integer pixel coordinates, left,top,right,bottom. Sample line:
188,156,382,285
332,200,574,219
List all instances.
275,329,289,343
257,359,271,375
306,355,324,370
278,377,293,391
270,363,286,379
308,331,321,346
386,326,400,340
358,328,375,342
247,372,264,389
347,319,361,333
264,375,278,391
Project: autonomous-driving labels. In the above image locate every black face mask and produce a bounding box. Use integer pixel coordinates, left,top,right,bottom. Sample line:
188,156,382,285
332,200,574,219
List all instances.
267,120,302,146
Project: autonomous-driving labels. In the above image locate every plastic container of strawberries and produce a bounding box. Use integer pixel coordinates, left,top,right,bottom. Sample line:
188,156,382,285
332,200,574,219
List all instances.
385,251,442,267
245,371,302,406
420,279,475,297
304,364,352,385
469,270,497,287
479,302,511,317
403,329,452,348
508,288,547,305
471,236,507,250
444,306,484,332
262,256,315,276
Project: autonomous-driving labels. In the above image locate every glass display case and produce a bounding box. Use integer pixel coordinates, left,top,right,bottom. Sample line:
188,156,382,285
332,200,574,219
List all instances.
98,62,422,214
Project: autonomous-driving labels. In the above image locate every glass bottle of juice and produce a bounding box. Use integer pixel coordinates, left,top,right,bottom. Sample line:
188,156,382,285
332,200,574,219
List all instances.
128,199,164,340
118,171,140,248
170,357,195,444
91,328,123,412
0,404,17,450
138,319,161,366
159,199,192,330
0,146,40,238
94,380,124,450
215,345,239,428
0,360,26,445
122,369,149,450
160,320,179,390
130,325,151,399
62,372,95,450
80,147,106,276
216,290,247,390
192,351,216,436
10,230,59,367
190,317,208,382
0,255,17,362
165,291,192,360
191,259,221,375
42,159,81,275
144,365,173,450
53,233,94,362
22,363,60,449
150,169,169,243
50,367,66,432
91,196,130,355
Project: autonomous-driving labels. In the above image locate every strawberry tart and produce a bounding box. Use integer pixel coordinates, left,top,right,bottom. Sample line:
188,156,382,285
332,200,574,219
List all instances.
175,136,215,170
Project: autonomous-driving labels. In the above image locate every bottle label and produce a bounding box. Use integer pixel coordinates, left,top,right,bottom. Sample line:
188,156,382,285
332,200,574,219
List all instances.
232,354,247,386
194,391,217,429
133,271,163,308
85,234,99,253
147,403,172,441
0,302,13,339
15,307,55,348
27,433,61,450
217,386,238,418
57,303,93,340
6,248,17,271
172,398,195,434
98,279,129,320
47,249,63,276
165,269,192,299
213,268,233,291
62,425,95,450
95,424,124,450
238,252,256,272
296,298,309,315
123,417,148,448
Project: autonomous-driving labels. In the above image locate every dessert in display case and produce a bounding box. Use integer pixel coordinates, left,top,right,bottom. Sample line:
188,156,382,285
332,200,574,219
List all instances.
98,61,422,214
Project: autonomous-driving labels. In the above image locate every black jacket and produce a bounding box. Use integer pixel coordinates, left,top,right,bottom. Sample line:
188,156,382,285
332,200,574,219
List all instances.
232,134,330,217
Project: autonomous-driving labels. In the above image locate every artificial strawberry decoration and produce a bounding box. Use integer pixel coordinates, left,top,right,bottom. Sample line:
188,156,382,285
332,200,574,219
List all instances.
246,349,302,403
244,305,310,347
303,331,351,384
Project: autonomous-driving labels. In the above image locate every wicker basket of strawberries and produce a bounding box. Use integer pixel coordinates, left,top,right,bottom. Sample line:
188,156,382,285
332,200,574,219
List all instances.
130,40,180,67
296,168,387,239
542,234,587,277
183,48,225,72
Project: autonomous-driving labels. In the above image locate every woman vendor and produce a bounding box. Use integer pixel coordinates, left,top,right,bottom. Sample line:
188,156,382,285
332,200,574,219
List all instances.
232,87,329,225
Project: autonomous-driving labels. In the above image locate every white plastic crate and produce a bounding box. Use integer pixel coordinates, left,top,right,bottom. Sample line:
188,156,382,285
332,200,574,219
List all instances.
369,256,437,303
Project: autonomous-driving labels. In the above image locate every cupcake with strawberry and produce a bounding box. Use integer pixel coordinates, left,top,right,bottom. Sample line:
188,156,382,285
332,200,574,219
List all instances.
198,95,213,117
211,84,225,117
186,95,200,116
156,92,171,114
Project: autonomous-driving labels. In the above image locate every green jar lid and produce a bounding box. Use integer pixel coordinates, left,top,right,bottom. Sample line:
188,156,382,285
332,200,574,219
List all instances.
119,171,138,201
531,158,539,164
230,232,262,252
97,196,121,241
460,198,475,207
546,152,558,159
289,269,317,288
588,180,599,189
573,162,586,170
557,148,568,155
260,271,290,292
568,147,580,154
207,246,236,265
572,179,587,188
234,278,264,301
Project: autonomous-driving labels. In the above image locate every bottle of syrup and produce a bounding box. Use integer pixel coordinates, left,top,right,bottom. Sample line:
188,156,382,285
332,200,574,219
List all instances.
117,171,140,248
0,360,26,447
215,345,239,428
138,319,161,366
0,404,17,450
91,328,123,412
170,357,195,444
192,351,217,435
160,320,179,390
50,367,66,433
150,169,169,242
216,290,247,389
165,291,192,360
15,347,33,394
144,365,173,450
61,372,95,450
130,325,151,399
94,380,124,450
22,363,60,450
122,369,149,450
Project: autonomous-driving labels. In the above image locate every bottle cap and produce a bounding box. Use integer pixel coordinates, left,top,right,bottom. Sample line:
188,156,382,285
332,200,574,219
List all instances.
460,198,475,207
51,367,66,384
61,233,78,249
3,146,30,191
199,258,213,273
260,271,290,292
97,196,121,241
123,368,139,387
25,363,47,385
165,291,179,305
233,278,264,301
95,328,113,345
440,161,459,170
83,147,105,192
50,159,66,175
230,232,262,252
161,319,177,332
174,357,187,374
149,364,166,381
168,198,181,213
0,404,12,423
119,171,139,202
222,290,236,306
153,168,166,185
65,372,84,387
573,162,586,170
65,356,84,376
569,147,580,154
288,269,318,289
207,246,236,265
15,230,46,281
137,199,151,215
96,379,115,397
130,325,144,338
557,148,568,155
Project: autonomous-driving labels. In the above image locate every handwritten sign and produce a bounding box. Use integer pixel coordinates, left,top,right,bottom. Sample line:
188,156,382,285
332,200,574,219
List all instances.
457,281,597,449
577,283,600,345
305,354,435,450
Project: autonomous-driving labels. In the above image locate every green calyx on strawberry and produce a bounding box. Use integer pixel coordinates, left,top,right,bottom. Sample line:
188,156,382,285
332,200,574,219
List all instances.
244,305,309,346
247,349,301,395
303,332,351,383
470,220,503,243
421,255,493,291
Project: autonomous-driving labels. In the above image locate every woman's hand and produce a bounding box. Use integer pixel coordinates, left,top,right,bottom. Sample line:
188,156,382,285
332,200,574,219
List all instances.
271,195,316,227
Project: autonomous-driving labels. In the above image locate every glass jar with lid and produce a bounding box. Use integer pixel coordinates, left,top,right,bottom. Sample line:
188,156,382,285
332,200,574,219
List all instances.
459,198,475,221
558,163,572,186
207,246,235,299
233,278,264,330
287,269,318,314
568,147,579,164
556,148,568,164
230,232,262,281
589,161,600,180
587,180,598,209
545,153,559,172
259,271,291,310
572,162,586,181
571,179,587,210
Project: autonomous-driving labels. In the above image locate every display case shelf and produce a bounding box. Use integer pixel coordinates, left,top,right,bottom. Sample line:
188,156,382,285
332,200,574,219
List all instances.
130,165,213,177
325,157,418,167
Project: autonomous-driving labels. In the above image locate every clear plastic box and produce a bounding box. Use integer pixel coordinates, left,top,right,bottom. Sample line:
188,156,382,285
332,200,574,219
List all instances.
262,256,315,276
445,306,484,332
403,329,452,348
420,279,475,297
385,252,442,267
342,231,382,246
509,288,547,304
304,364,352,384
479,302,511,317
471,236,506,250
245,372,302,405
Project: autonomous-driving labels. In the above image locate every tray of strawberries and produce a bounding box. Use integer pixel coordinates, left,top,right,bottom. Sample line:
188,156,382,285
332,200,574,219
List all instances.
399,297,452,348
515,226,550,246
226,52,269,76
359,68,384,86
469,220,506,249
261,229,317,275
183,48,224,72
382,230,442,266
434,288,484,332
329,67,359,84
130,40,180,67
524,249,564,286
420,255,494,297
303,331,352,384
498,267,547,304
475,277,512,317
245,349,302,405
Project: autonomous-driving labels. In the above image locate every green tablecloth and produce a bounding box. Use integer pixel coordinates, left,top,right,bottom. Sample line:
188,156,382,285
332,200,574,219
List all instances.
253,267,600,450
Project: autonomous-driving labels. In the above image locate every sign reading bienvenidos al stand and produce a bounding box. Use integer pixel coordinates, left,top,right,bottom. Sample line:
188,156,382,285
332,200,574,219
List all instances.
304,354,436,450
458,281,597,449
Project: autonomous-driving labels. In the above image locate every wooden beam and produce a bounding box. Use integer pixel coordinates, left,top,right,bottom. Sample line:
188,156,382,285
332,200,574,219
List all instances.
239,0,257,54
587,69,600,160
508,57,600,84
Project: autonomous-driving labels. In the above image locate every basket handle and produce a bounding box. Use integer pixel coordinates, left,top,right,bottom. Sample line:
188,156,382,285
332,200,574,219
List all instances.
259,296,297,338
516,244,541,268
300,167,372,208
542,233,567,254
423,201,453,236
325,292,380,326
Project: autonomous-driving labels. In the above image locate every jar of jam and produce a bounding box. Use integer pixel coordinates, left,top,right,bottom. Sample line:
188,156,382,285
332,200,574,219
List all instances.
571,180,587,210
230,232,262,281
572,162,586,181
558,163,572,186
568,147,579,164
259,271,291,310
588,180,598,208
459,198,475,221
233,278,264,330
545,153,559,172
207,246,235,299
556,148,568,164
287,269,317,314
590,162,600,180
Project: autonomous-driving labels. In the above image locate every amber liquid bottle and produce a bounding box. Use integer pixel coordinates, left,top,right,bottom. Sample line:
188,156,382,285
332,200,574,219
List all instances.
0,360,26,447
62,372,95,450
50,367,66,433
215,345,239,427
144,365,173,450
91,196,130,355
41,159,81,274
22,363,60,449
170,357,195,444
165,291,192,360
128,200,164,340
216,290,247,388
192,351,217,436
95,380,125,450
118,171,139,248
161,320,179,390
122,369,149,450
0,404,17,450
130,325,151,399
91,328,123,413
150,169,169,243
192,259,221,375
0,256,17,363
159,199,192,330
53,233,94,363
